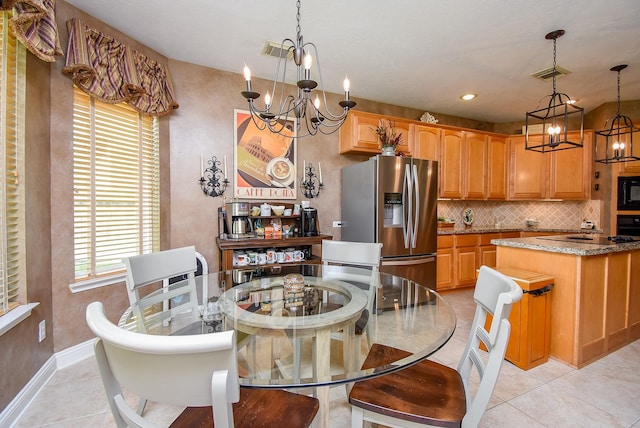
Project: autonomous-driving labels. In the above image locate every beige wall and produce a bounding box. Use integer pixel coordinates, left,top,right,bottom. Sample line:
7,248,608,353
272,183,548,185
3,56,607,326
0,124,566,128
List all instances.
3,0,640,413
0,51,54,411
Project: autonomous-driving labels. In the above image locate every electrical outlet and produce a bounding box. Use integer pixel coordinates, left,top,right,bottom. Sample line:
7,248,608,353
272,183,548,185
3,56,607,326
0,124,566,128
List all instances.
38,320,46,342
332,221,342,228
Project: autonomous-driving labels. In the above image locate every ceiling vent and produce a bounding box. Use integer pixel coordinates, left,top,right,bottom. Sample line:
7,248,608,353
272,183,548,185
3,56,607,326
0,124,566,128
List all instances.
261,41,293,61
531,65,571,81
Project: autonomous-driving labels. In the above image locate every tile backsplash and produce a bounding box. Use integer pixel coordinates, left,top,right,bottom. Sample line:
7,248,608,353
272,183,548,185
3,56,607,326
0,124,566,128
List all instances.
437,200,602,229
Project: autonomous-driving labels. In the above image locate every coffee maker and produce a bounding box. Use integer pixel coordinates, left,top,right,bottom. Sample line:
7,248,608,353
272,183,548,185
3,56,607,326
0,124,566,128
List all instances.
225,202,254,239
300,207,318,236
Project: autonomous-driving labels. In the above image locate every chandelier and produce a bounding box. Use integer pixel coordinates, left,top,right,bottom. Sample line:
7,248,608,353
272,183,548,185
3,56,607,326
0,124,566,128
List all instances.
525,30,584,152
240,0,356,138
594,65,640,164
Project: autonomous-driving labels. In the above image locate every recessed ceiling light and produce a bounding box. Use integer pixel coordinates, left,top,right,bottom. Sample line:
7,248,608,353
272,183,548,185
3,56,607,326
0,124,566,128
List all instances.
460,93,477,101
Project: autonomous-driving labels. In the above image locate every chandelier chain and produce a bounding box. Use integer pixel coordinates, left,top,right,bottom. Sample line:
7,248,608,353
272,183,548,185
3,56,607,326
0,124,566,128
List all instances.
552,37,557,95
617,68,622,116
296,0,302,40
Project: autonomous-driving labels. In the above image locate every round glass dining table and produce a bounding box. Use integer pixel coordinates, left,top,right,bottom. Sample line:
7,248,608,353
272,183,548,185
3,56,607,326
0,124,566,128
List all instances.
119,264,456,428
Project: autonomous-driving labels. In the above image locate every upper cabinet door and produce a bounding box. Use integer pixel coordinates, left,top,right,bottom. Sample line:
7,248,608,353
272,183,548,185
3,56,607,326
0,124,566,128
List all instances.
440,129,464,198
339,111,412,156
487,136,508,199
508,135,547,199
463,132,488,199
549,131,592,200
410,124,441,161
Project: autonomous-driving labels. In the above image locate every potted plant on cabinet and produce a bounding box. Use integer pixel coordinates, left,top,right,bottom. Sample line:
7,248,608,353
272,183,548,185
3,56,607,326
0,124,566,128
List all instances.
374,119,402,156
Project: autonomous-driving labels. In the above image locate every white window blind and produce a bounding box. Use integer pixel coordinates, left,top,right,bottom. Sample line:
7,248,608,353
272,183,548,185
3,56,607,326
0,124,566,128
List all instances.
0,12,26,315
73,87,159,281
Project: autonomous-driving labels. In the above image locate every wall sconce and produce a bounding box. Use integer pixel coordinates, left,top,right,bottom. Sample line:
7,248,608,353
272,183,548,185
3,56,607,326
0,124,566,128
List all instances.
300,161,323,198
199,155,228,197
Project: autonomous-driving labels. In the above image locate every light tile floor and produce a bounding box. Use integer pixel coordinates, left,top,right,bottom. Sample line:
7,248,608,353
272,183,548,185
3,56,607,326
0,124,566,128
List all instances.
14,289,640,427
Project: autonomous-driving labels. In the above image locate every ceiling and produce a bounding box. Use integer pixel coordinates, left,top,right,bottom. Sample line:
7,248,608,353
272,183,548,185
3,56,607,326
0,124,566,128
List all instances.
64,0,640,124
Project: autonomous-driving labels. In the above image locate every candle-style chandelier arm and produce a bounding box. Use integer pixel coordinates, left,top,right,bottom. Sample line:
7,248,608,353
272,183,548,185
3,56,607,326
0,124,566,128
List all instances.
240,0,355,138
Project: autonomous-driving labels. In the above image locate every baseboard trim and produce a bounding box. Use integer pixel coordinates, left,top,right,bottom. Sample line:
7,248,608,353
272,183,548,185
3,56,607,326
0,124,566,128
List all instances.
56,338,95,370
0,339,95,427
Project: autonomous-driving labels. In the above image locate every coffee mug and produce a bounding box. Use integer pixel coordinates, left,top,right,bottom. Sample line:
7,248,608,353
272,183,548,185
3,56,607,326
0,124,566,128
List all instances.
235,252,249,266
285,251,294,262
294,250,304,261
266,249,276,263
276,251,286,263
258,252,267,264
248,251,258,265
284,208,292,216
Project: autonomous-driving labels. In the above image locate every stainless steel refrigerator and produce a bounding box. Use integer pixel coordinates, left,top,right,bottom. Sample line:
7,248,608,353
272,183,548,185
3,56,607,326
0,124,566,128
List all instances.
341,156,438,306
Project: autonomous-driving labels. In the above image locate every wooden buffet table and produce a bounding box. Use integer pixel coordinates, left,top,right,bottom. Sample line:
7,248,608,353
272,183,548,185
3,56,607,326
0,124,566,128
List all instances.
492,235,640,368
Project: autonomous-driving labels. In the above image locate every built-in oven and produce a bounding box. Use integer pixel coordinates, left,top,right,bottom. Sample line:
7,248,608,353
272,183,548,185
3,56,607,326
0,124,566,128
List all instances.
617,214,640,236
617,176,640,210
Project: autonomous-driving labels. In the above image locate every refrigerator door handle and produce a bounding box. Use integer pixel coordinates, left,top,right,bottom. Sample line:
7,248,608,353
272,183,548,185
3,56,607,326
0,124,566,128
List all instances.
403,163,411,248
411,163,420,249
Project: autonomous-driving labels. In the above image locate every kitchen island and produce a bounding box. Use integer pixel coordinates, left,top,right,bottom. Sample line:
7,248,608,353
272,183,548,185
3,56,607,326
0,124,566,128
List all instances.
492,235,640,368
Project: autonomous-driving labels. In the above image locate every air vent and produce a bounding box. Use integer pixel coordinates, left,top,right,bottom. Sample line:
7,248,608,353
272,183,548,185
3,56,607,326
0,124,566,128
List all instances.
531,65,571,81
261,41,293,61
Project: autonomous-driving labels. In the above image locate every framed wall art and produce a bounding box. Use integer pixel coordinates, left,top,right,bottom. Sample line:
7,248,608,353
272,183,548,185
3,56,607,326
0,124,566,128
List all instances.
233,109,297,199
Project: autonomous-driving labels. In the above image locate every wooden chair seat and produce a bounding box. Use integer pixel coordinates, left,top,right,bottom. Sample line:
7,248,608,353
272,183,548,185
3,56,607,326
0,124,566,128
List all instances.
349,343,466,427
171,388,319,428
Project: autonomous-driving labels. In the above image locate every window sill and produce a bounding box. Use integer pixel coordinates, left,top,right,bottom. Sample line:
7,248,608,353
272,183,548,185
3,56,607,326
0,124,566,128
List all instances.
0,302,40,336
69,272,126,293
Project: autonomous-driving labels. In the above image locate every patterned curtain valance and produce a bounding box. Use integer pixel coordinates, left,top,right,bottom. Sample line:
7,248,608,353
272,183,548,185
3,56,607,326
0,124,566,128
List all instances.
62,18,179,117
1,0,63,63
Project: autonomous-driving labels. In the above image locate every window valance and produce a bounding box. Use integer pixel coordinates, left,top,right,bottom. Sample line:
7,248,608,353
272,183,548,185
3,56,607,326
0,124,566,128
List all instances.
1,0,63,63
62,18,179,117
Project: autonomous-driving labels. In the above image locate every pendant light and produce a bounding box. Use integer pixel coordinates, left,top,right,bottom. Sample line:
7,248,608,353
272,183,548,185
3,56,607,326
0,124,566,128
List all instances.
241,0,356,138
594,65,640,164
525,29,584,152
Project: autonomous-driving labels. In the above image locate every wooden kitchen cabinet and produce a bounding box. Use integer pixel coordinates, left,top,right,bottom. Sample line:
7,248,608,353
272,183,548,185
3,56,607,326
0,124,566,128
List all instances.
339,111,412,156
453,234,480,287
410,123,440,161
508,135,547,199
479,232,520,268
629,251,640,341
436,235,454,290
440,129,464,198
487,136,508,199
549,131,592,199
463,132,488,199
509,131,592,200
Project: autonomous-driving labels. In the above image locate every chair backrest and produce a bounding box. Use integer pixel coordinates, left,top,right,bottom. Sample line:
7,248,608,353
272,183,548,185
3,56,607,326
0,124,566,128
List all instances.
87,301,239,428
458,265,523,427
122,246,198,332
321,240,383,316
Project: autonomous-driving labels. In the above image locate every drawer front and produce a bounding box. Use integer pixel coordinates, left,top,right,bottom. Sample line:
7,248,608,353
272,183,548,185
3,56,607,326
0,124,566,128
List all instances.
480,233,501,245
438,235,454,248
454,234,479,247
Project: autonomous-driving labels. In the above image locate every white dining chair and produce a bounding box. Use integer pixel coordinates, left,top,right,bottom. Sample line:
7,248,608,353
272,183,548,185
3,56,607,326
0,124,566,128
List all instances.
348,265,523,428
321,239,383,348
122,246,200,333
86,301,319,428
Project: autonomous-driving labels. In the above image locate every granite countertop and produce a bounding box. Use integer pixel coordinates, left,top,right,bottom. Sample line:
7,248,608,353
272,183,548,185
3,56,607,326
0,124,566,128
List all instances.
437,226,601,235
491,235,640,256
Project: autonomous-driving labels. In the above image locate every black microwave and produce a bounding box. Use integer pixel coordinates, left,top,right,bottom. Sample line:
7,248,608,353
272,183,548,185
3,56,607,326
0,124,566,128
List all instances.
618,176,640,210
